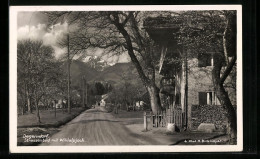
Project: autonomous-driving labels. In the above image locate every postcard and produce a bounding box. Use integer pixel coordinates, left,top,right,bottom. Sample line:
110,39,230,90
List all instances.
9,5,243,153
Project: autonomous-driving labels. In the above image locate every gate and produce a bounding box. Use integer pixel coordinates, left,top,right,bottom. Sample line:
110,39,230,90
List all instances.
143,106,184,131
172,107,183,128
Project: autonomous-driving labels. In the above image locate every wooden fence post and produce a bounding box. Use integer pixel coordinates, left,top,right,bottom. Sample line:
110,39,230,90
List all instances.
54,100,56,118
160,114,163,127
144,112,147,131
154,112,156,127
150,112,153,127
156,111,158,127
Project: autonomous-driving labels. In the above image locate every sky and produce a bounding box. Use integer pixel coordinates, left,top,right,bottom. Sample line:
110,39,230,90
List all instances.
17,11,130,64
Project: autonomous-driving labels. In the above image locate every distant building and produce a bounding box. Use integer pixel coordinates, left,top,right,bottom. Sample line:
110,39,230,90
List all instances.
55,99,64,109
135,101,145,107
100,94,108,107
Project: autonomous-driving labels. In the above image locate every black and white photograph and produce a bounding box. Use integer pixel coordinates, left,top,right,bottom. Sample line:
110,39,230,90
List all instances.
9,5,243,153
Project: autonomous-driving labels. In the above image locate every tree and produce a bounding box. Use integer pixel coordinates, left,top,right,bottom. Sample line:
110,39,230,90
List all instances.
173,11,237,138
94,82,105,95
106,87,121,105
46,11,163,114
18,39,60,123
212,11,237,139
87,83,99,105
17,40,37,114
41,60,67,110
120,72,142,107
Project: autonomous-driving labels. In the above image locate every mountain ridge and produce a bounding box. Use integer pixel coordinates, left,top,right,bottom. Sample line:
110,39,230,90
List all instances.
67,60,138,87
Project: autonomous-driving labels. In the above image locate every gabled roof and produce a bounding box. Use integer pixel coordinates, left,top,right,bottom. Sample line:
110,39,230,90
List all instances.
143,16,181,45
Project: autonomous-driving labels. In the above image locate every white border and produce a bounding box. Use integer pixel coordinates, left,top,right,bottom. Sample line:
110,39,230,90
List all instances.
9,5,243,153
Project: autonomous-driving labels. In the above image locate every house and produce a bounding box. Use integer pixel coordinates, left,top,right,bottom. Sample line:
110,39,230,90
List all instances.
53,99,65,109
143,15,236,131
135,101,145,107
135,91,150,110
100,94,108,107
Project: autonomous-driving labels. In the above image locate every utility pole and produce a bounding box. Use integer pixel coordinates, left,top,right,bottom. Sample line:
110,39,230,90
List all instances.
67,34,71,114
82,76,85,108
85,81,88,108
183,37,188,129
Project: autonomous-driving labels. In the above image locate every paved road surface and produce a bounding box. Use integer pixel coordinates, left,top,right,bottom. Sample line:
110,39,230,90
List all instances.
41,107,158,145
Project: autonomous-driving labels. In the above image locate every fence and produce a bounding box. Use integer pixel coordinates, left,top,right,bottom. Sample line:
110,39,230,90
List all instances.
172,107,183,128
143,107,183,131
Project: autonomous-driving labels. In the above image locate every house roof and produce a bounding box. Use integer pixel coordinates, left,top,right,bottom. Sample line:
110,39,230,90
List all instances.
143,16,181,44
102,94,108,99
144,16,183,75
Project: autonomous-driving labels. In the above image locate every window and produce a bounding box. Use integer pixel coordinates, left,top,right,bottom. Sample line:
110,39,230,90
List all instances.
198,53,213,67
199,92,207,105
175,93,180,105
198,91,221,105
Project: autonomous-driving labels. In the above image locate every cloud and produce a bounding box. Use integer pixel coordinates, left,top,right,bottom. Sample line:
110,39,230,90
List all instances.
17,22,130,63
43,22,68,46
17,22,69,59
17,12,48,28
17,24,47,41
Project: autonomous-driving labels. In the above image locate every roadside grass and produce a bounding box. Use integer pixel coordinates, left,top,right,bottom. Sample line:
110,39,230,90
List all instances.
111,109,144,125
17,107,87,146
18,107,86,128
113,109,144,118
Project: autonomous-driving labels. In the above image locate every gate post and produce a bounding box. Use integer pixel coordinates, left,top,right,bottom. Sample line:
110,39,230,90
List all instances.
150,111,153,127
156,111,158,127
144,112,147,131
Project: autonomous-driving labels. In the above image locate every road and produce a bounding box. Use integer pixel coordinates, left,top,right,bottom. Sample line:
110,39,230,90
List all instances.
41,106,158,145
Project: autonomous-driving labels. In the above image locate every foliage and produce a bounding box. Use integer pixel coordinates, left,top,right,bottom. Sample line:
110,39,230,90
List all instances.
94,81,112,95
106,71,147,106
17,39,66,117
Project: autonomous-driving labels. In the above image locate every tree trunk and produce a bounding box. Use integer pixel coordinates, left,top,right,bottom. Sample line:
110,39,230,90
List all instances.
215,82,236,139
34,98,41,123
21,103,25,115
111,14,162,115
147,85,162,114
85,83,88,107
212,56,236,139
25,84,31,113
67,34,71,114
82,78,85,108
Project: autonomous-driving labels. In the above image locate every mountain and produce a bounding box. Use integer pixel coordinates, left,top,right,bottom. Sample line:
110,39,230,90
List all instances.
67,60,142,88
93,63,138,85
85,56,110,71
69,60,99,87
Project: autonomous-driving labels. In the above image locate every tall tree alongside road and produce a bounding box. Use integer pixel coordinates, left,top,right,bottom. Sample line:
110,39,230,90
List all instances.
17,39,63,122
174,11,237,138
46,11,162,114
